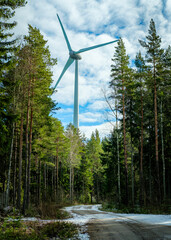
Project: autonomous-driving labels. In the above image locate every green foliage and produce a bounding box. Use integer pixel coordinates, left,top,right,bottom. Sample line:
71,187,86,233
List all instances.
104,19,171,208
40,222,78,239
0,217,41,240
0,218,79,240
101,202,171,214
85,130,104,202
0,0,27,197
65,124,83,168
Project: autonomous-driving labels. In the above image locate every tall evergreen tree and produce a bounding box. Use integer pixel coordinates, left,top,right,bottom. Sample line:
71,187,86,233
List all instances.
160,45,171,200
0,0,26,207
0,0,26,118
110,38,130,205
12,25,57,211
139,19,164,203
135,51,147,205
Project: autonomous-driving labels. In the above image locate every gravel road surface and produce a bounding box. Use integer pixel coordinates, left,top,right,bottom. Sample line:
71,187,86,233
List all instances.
71,208,171,240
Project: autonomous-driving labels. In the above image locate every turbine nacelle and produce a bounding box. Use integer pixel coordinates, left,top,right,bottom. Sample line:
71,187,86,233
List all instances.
69,51,82,60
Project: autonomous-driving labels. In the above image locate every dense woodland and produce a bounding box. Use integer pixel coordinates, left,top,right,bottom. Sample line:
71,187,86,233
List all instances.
0,1,171,215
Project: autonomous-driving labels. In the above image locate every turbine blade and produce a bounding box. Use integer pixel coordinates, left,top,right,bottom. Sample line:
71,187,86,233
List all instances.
57,14,72,51
75,40,118,54
53,57,74,90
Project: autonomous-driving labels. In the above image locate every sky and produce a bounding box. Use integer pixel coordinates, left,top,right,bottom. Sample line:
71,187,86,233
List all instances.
13,0,171,139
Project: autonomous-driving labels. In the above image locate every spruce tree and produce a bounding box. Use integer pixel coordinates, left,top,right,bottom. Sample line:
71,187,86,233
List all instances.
0,0,26,109
0,0,26,207
0,0,26,72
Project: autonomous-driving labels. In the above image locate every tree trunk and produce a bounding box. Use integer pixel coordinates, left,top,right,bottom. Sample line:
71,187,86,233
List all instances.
91,189,93,204
140,92,145,206
149,125,152,203
27,106,33,208
122,82,128,204
115,96,121,203
17,113,24,210
43,163,47,201
160,100,166,200
23,82,31,213
154,70,161,203
38,159,41,205
131,136,134,206
13,125,18,206
6,123,15,207
54,157,57,201
129,100,134,206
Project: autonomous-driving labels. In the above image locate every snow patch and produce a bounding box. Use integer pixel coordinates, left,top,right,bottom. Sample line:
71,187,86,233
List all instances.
20,204,171,240
63,204,171,226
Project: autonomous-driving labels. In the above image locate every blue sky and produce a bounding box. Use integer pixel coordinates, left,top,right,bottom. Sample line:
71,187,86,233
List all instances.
13,0,171,138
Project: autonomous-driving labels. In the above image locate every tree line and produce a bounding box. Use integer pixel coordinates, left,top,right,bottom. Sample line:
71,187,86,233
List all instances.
106,19,170,207
0,1,170,213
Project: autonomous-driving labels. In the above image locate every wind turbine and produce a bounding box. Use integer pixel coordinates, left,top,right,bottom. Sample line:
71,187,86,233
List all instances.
54,14,118,128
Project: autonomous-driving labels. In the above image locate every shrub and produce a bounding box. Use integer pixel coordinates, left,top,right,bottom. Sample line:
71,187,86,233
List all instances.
40,221,79,239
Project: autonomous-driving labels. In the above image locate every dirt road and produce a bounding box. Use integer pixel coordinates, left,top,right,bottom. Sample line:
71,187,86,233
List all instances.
71,209,171,240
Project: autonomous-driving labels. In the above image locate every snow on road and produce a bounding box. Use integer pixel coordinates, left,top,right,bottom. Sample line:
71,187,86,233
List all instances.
64,204,171,226
63,204,171,239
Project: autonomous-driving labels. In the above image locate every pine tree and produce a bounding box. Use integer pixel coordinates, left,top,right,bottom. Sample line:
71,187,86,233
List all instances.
12,25,57,211
110,38,130,205
139,19,164,203
135,51,147,205
160,45,171,201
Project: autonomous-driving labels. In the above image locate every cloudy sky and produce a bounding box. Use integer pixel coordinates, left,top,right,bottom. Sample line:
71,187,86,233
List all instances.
13,0,171,138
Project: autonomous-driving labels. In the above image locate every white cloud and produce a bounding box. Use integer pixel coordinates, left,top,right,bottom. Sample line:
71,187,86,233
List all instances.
88,100,106,111
79,122,115,139
79,112,102,123
166,0,171,17
58,108,73,113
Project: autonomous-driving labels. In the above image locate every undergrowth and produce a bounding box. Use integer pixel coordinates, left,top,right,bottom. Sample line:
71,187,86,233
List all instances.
101,202,171,214
0,218,79,240
25,202,71,219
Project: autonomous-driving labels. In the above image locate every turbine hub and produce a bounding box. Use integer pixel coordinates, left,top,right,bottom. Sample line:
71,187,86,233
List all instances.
69,51,82,60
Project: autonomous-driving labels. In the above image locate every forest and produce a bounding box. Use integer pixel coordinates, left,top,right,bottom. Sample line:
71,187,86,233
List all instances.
0,0,171,218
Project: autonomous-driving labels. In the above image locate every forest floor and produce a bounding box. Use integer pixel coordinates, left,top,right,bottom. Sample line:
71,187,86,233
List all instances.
64,204,171,240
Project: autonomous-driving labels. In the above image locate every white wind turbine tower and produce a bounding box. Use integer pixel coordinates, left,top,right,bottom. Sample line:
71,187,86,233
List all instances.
54,14,118,128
